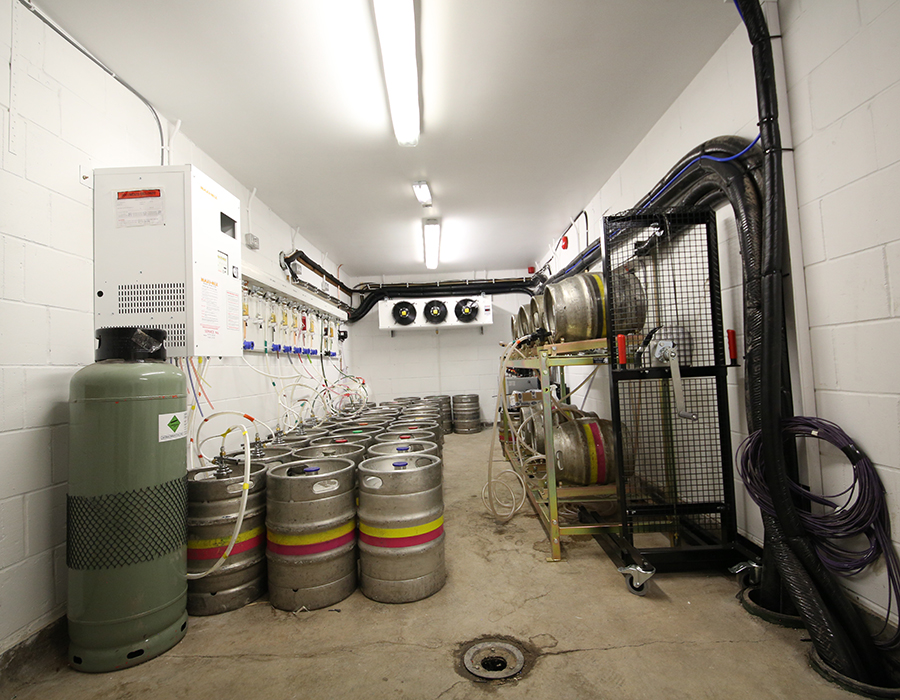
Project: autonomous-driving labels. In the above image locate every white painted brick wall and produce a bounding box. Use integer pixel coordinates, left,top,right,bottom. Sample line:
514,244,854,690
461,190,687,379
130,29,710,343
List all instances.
780,0,900,621
872,81,900,168
820,162,900,258
805,249,889,326
793,106,879,206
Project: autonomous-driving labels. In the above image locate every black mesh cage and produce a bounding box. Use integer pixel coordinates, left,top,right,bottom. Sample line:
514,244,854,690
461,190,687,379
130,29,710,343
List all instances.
603,209,737,564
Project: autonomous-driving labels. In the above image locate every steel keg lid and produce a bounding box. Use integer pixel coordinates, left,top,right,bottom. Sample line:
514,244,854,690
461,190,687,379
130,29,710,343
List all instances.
95,327,167,362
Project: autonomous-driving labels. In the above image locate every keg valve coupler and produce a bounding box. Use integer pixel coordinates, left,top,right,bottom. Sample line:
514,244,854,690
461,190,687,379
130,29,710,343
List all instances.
250,435,267,458
214,448,231,479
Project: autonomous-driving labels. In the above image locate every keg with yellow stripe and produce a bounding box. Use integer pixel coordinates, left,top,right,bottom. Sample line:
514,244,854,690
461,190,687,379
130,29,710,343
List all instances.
553,417,625,486
357,453,445,603
266,458,357,611
187,461,268,615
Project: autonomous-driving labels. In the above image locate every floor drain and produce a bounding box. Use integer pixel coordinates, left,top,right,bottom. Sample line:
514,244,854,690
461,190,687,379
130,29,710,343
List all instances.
462,640,526,680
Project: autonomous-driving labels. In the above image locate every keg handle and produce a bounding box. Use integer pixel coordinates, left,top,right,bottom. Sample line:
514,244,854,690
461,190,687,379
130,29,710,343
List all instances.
655,342,698,422
313,479,340,494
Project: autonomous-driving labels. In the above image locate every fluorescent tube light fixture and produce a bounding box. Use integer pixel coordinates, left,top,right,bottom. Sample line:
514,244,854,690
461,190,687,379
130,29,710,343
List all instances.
373,0,420,146
412,181,432,206
423,218,440,269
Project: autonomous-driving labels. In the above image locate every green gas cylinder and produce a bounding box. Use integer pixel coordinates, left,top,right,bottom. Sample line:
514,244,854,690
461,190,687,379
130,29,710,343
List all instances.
67,328,188,672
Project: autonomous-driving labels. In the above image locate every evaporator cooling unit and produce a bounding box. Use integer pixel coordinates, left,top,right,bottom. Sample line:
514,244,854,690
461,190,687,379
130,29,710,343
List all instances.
378,296,493,330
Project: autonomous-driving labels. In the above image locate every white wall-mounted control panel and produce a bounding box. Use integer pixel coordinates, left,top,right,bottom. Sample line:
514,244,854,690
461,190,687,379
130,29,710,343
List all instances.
93,165,243,357
377,295,493,331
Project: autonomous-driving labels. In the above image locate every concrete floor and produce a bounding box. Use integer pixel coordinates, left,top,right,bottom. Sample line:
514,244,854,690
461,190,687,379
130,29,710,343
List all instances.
5,430,856,700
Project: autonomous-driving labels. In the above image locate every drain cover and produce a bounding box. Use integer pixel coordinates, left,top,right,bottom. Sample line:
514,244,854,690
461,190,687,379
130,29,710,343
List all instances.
462,640,525,680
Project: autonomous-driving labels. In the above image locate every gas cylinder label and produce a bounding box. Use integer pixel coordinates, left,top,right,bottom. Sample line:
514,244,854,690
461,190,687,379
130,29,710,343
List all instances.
159,411,187,442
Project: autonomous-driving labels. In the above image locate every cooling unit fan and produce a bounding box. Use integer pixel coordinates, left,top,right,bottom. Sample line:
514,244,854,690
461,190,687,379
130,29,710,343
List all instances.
424,300,448,324
392,301,417,326
455,298,479,323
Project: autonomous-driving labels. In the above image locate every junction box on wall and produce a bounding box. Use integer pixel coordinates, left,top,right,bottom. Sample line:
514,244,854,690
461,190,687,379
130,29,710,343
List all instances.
93,165,243,357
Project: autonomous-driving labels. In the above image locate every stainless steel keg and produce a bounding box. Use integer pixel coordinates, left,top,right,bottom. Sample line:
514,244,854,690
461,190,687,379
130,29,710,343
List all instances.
187,461,268,615
266,458,357,611
358,453,445,603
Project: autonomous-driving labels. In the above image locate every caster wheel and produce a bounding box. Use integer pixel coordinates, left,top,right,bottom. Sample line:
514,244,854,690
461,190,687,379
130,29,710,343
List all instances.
625,574,647,596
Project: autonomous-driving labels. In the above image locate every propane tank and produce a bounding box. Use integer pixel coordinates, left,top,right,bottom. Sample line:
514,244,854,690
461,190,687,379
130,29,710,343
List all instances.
67,328,188,672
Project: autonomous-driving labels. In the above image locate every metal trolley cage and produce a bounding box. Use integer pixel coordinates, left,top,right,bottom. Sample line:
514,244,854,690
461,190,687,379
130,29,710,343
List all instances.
589,207,752,589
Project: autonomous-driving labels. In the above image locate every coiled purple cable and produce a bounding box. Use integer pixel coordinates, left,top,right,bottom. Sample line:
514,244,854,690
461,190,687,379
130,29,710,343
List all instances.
737,416,900,648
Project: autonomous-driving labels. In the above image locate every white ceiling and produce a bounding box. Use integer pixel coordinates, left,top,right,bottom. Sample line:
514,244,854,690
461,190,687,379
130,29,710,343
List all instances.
37,0,741,278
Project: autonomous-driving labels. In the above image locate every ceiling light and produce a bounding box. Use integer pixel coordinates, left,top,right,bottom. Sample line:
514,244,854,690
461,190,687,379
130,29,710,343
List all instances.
373,0,420,146
412,181,432,206
423,219,440,269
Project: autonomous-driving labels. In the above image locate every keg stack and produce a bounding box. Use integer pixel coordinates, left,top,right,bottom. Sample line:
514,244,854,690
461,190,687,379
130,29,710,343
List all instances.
424,395,453,434
452,394,482,434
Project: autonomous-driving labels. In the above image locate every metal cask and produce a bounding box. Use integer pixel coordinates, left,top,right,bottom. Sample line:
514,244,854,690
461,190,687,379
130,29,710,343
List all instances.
266,458,358,611
358,454,446,603
366,439,439,459
293,441,366,466
553,418,629,485
187,461,268,615
452,394,482,434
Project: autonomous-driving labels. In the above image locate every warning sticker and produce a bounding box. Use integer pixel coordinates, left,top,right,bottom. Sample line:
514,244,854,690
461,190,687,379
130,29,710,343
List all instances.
116,189,164,227
159,411,187,442
225,290,241,332
200,277,220,340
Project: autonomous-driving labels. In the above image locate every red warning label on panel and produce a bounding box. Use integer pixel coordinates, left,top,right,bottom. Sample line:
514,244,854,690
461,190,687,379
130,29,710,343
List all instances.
117,189,161,200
